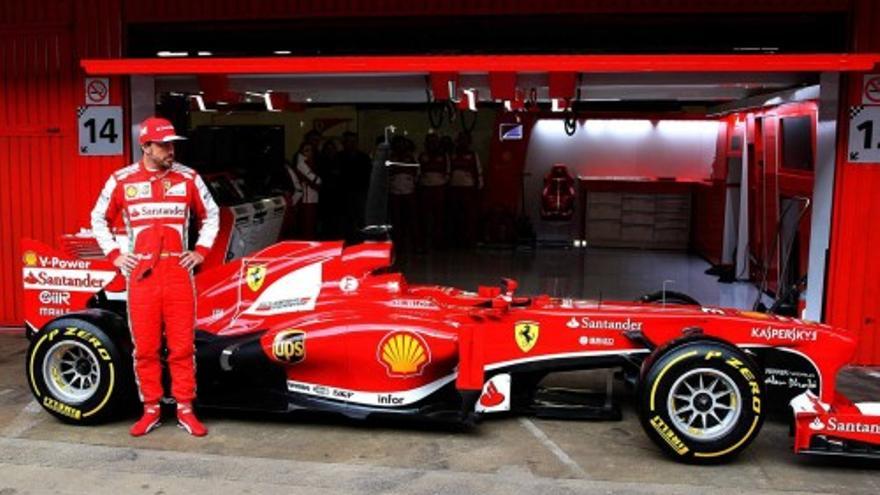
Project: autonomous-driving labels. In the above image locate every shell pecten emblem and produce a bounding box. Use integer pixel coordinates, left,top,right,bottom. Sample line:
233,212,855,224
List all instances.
378,331,431,377
514,321,540,353
22,251,38,267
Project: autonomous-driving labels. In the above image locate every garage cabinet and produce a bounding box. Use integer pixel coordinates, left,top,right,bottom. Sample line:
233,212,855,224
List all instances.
582,180,693,250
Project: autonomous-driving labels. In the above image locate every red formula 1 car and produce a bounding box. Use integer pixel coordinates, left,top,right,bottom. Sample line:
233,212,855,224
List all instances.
20,236,880,463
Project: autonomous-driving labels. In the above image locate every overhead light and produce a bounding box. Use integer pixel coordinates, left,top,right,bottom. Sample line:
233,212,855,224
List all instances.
306,97,313,103
264,93,280,112
157,51,188,57
189,95,215,112
274,50,292,55
462,88,478,112
216,101,228,106
584,98,621,102
197,51,212,56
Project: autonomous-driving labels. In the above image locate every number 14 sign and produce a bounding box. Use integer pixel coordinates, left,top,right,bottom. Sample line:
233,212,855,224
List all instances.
78,106,123,156
848,105,880,163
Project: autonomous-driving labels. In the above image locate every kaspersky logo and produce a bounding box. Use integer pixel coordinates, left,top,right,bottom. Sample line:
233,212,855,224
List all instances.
377,331,430,377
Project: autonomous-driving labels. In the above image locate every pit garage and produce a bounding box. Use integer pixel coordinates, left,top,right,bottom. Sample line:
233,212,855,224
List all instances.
2,2,880,493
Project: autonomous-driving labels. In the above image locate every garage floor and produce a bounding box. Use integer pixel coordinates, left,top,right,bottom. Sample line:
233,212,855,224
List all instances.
1,332,878,494
399,247,762,309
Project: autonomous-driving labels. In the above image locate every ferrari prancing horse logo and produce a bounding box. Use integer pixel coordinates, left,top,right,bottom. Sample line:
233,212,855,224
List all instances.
514,321,539,353
246,263,268,292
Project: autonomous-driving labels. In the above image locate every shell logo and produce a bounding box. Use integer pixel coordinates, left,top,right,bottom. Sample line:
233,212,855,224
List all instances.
22,251,38,267
377,331,431,377
125,185,138,198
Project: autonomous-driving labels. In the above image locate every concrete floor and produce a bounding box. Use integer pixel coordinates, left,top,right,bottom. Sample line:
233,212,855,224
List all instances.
2,248,877,494
2,333,879,494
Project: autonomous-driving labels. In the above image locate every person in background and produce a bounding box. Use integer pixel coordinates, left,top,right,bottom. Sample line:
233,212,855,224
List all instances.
303,129,322,154
338,131,373,243
417,132,449,251
292,142,321,239
387,135,419,252
448,132,483,247
317,138,343,239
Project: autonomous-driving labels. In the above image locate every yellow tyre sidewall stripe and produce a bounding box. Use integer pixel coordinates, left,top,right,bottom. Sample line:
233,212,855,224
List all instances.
28,328,117,420
649,350,697,411
649,346,762,458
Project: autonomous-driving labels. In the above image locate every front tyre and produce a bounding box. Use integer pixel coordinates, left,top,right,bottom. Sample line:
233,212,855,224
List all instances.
26,317,134,424
638,341,764,464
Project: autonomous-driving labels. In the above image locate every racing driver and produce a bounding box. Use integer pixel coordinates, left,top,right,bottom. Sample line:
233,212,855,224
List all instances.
90,117,219,437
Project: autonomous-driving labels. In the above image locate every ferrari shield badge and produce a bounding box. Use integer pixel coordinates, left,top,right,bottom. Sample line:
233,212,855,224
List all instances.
514,321,539,353
245,263,268,292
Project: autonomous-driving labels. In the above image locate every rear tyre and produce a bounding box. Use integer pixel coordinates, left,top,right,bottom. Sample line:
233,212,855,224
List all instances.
26,317,135,424
638,340,764,464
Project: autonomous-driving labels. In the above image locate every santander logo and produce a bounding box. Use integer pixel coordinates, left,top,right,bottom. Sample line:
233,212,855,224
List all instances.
480,381,506,407
809,418,826,431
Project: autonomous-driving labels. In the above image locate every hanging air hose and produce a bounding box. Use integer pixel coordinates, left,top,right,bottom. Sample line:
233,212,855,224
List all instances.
459,109,478,133
426,90,457,129
751,196,811,313
563,87,581,136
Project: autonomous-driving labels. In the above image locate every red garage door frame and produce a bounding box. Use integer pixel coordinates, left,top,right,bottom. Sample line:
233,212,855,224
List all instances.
80,52,880,365
82,53,880,75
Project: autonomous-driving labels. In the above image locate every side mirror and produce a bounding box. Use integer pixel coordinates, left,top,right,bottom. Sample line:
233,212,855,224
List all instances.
501,278,518,296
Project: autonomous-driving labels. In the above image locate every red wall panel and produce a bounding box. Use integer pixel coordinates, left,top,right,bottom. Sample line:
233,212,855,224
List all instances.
0,0,125,325
825,0,880,364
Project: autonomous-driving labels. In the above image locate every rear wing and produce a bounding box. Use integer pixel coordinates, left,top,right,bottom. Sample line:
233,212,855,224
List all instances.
21,238,120,335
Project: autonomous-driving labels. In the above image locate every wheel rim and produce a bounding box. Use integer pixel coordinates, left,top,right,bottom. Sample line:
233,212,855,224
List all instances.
667,368,742,441
42,341,101,404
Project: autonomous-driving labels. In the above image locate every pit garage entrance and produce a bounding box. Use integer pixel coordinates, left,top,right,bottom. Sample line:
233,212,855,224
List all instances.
79,53,880,362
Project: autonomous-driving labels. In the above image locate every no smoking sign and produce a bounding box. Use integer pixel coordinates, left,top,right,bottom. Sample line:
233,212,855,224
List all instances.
85,77,109,105
862,74,880,105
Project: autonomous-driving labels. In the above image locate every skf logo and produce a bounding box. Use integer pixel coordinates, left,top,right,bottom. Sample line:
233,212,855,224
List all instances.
378,331,430,377
22,251,38,267
125,185,138,198
271,330,306,363
514,321,539,353
246,263,267,292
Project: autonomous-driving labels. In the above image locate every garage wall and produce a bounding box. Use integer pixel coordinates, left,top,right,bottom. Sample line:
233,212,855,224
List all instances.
0,0,126,326
524,119,719,180
522,118,719,242
826,0,880,365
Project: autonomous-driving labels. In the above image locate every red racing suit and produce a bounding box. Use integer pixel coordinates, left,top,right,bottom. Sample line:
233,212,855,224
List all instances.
90,161,220,404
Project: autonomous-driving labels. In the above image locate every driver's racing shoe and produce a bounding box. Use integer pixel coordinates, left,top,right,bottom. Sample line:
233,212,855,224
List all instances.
176,403,208,437
130,403,162,437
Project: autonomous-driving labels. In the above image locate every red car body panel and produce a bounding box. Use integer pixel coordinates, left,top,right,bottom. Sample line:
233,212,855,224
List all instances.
19,236,879,457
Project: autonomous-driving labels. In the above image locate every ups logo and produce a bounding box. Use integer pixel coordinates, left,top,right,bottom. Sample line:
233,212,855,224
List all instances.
271,330,306,363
